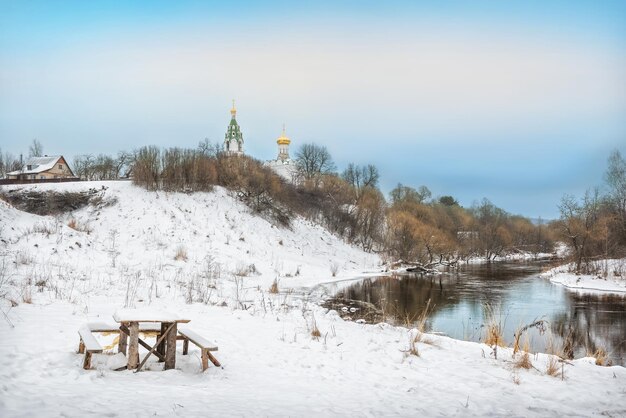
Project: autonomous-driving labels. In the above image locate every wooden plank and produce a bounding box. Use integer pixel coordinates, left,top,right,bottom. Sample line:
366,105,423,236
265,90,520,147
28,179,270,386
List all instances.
83,352,92,370
127,322,139,370
118,325,128,356
88,322,162,333
201,350,208,371
206,351,221,368
165,322,177,370
157,323,167,362
183,338,189,355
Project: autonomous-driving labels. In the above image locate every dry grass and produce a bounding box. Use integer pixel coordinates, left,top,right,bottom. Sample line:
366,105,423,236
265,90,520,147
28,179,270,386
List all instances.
67,218,78,230
408,339,420,357
513,335,533,369
22,285,32,304
15,250,33,265
416,299,433,332
514,352,532,369
592,347,609,366
513,319,547,355
484,322,504,347
483,304,505,347
311,321,321,339
269,278,279,294
174,246,188,262
412,299,436,345
512,373,521,385
546,356,560,377
67,218,93,234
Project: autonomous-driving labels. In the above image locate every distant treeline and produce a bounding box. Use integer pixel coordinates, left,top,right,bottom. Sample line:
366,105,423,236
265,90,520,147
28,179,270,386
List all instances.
6,139,624,269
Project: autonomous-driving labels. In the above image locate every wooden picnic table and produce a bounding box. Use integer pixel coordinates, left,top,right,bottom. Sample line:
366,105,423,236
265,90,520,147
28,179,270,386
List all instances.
113,308,190,371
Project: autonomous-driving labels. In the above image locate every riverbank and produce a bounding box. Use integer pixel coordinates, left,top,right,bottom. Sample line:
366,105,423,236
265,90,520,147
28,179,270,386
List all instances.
1,182,625,417
540,259,626,293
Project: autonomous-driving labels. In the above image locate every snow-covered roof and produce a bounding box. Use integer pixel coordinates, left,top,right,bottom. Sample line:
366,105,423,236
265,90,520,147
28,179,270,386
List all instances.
7,155,65,175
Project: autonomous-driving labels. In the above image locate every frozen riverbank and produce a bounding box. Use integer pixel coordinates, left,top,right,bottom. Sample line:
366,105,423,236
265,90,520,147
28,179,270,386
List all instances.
540,259,626,293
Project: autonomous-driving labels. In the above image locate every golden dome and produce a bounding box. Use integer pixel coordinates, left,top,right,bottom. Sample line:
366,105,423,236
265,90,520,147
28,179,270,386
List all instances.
277,125,290,145
230,99,237,116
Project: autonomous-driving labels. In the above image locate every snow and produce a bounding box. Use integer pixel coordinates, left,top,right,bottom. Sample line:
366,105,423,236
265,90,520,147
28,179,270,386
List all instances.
1,181,625,417
540,259,626,294
113,308,188,323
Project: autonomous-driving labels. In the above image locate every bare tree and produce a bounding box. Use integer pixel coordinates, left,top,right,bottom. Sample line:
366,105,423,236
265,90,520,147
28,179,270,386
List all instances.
342,163,380,197
390,183,431,205
3,153,21,174
115,151,133,178
28,139,43,157
295,143,336,184
557,190,602,272
197,138,222,157
605,149,626,239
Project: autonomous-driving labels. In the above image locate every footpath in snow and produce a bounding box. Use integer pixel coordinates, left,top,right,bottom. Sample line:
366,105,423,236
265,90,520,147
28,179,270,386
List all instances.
0,181,625,417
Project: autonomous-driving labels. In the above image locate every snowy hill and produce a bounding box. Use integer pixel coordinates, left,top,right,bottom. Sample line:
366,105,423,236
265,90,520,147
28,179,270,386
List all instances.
0,181,625,417
1,181,381,301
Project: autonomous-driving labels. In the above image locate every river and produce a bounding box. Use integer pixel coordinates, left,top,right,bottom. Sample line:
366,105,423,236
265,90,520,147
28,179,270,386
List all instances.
322,261,626,366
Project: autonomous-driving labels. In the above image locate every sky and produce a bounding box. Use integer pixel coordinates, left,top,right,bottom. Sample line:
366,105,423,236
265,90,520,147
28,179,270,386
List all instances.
1,0,625,219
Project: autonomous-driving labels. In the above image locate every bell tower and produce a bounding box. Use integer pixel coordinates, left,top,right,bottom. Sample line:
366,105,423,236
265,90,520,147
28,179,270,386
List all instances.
224,100,244,155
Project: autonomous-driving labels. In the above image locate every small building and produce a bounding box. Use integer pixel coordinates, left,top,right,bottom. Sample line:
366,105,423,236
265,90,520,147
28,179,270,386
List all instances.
7,155,75,180
224,101,244,156
267,126,298,183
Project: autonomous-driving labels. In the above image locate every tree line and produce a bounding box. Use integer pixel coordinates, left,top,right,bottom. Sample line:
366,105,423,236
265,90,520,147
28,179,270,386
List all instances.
6,138,623,269
127,140,563,265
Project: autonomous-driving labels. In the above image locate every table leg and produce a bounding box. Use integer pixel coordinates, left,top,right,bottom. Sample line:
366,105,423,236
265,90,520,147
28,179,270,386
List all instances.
164,322,177,370
157,323,167,362
118,324,128,356
127,321,139,370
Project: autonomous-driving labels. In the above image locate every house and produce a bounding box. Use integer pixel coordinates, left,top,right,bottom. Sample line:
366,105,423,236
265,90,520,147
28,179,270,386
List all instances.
6,155,76,180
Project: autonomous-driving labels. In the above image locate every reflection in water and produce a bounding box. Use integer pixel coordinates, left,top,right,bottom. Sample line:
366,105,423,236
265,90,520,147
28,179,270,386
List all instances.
329,262,626,365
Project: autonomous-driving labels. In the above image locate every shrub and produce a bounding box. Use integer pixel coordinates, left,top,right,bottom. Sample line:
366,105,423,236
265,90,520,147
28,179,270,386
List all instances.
269,278,279,294
174,246,188,262
514,352,532,370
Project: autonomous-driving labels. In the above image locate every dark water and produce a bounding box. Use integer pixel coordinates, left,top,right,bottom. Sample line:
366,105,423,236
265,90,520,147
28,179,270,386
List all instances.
325,262,626,366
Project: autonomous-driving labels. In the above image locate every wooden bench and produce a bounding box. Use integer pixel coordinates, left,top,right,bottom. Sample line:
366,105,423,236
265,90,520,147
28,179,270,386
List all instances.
78,325,103,369
77,322,164,369
178,328,221,371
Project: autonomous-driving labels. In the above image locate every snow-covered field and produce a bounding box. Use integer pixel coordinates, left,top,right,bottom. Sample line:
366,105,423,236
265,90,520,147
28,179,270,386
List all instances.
1,181,624,417
541,259,626,293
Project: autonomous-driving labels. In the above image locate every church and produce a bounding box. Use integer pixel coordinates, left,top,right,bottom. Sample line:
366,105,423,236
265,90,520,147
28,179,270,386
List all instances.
266,125,298,182
222,101,298,182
